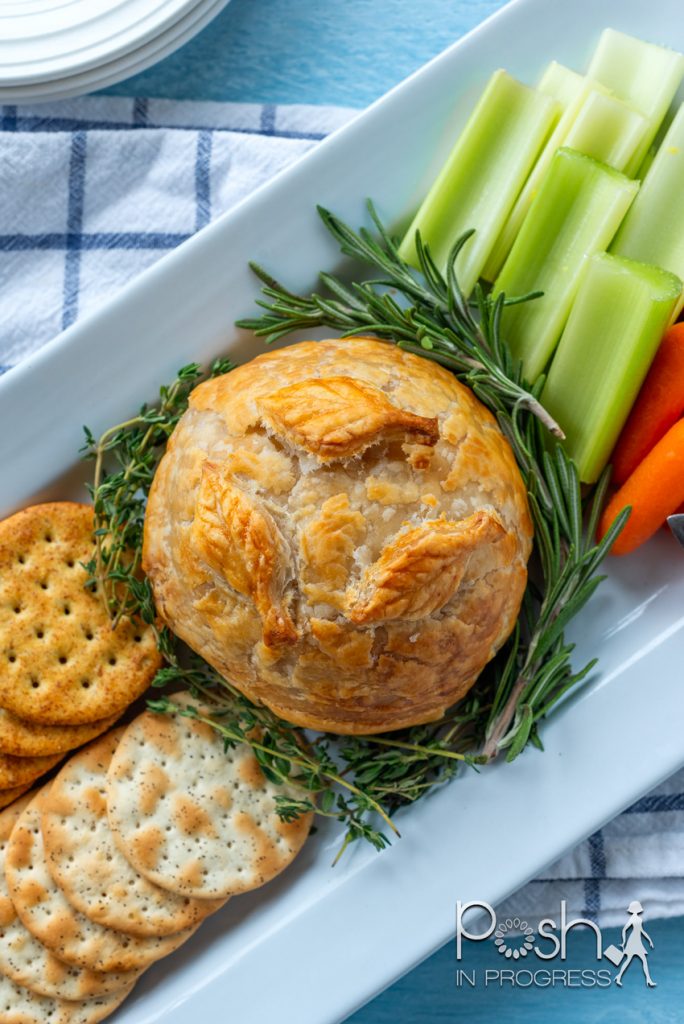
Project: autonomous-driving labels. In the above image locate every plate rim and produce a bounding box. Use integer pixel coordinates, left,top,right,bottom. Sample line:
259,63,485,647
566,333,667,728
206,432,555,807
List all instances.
1,0,684,1021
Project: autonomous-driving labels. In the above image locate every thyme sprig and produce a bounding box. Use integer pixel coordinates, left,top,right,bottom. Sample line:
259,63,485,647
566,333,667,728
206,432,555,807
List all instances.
142,644,486,859
146,646,486,857
82,359,233,628
146,672,400,863
84,202,626,859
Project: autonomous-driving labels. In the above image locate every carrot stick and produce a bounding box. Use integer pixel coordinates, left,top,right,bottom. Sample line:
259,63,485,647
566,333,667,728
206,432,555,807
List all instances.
611,323,684,485
600,419,684,555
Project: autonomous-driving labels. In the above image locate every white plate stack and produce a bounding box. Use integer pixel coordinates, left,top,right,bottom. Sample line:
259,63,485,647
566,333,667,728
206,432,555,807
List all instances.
0,0,231,103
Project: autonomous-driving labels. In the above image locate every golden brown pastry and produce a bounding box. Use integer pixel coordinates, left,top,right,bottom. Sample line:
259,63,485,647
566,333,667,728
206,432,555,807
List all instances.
143,338,533,734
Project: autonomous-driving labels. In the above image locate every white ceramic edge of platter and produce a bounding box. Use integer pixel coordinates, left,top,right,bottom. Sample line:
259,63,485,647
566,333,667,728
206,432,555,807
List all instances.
1,0,683,1022
0,0,203,86
0,0,231,103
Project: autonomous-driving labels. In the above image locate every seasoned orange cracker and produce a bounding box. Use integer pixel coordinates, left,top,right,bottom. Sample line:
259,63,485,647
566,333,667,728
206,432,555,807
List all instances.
0,502,161,725
106,696,312,900
0,783,32,810
0,707,119,757
0,750,61,788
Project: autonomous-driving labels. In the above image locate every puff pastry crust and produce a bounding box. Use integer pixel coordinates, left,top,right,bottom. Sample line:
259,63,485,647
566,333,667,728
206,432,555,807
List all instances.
143,338,533,734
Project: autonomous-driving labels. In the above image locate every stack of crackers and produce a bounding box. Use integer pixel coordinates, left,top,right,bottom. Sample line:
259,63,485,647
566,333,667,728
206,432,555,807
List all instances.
0,503,162,805
0,695,312,1022
0,501,313,1019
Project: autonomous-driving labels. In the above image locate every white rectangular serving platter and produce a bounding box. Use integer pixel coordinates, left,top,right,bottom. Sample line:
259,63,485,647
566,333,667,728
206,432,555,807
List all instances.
2,0,684,1020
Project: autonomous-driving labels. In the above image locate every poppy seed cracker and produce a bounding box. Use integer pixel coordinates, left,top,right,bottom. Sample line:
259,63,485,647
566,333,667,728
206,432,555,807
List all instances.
106,696,313,900
43,729,225,938
5,789,197,974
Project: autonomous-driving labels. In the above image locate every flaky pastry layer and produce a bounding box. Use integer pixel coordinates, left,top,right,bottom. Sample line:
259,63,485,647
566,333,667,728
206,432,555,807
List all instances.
143,338,533,733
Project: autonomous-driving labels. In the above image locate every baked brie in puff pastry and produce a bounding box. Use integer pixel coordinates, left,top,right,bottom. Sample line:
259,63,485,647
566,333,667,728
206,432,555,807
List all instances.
143,338,533,734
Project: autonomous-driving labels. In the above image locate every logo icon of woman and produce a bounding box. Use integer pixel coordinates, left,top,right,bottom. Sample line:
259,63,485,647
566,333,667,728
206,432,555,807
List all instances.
615,901,656,988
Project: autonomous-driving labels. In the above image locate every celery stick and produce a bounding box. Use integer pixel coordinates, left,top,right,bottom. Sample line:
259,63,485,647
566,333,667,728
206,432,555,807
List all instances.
483,65,598,281
612,103,684,306
537,61,586,109
587,28,684,176
634,103,678,179
541,253,681,483
483,77,646,281
563,91,648,172
494,148,639,382
397,70,558,296
634,145,657,180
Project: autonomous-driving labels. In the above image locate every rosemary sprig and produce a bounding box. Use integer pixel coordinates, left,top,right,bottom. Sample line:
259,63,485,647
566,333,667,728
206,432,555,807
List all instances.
236,202,628,761
84,202,626,859
238,204,561,437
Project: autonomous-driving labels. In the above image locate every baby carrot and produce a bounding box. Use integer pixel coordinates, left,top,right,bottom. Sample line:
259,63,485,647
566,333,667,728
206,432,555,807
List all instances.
611,322,684,485
600,418,684,555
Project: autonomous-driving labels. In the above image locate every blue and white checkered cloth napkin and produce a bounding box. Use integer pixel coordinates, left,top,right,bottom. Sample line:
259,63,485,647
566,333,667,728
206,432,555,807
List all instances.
0,97,354,370
1,95,682,927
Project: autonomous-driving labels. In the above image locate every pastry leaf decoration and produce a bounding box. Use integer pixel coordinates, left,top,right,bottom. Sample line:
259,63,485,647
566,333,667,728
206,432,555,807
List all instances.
258,375,438,460
347,511,503,623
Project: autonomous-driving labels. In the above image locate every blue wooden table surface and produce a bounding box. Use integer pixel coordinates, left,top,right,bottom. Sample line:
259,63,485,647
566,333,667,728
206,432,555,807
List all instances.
104,2,684,1020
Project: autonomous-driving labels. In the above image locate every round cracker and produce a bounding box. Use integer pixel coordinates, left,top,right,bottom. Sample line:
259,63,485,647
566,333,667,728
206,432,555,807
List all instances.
0,502,161,725
0,790,33,840
0,708,120,757
0,973,130,1024
0,797,138,1000
0,783,32,810
5,789,198,974
106,697,313,899
43,729,225,938
0,750,62,788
